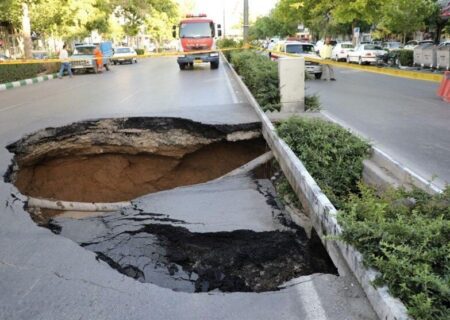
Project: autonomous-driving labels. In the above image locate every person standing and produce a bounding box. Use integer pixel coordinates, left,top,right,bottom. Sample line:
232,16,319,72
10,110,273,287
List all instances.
93,44,103,73
319,38,336,81
58,44,73,79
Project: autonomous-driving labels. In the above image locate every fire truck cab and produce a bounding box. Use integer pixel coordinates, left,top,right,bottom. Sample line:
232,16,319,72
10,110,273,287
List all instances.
173,14,222,70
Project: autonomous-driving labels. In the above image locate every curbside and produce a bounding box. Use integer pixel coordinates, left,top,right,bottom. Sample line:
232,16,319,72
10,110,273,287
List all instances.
0,73,58,91
222,52,411,320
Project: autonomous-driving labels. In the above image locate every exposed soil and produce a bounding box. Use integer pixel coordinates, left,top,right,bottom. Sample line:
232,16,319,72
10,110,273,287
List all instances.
15,139,266,203
49,216,337,293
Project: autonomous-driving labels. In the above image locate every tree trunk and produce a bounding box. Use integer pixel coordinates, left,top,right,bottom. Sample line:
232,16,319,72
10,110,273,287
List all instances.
22,2,32,59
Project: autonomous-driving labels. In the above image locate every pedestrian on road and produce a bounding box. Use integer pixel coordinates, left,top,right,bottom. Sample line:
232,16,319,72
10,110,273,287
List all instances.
93,44,103,73
320,38,336,81
58,44,73,79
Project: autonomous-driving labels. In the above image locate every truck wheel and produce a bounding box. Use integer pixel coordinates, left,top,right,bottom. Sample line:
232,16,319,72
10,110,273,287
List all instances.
314,73,322,80
104,63,110,71
179,63,186,70
113,61,117,65
211,61,219,69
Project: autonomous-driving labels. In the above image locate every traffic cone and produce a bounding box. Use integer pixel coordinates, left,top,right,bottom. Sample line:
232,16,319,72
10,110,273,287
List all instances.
437,71,450,102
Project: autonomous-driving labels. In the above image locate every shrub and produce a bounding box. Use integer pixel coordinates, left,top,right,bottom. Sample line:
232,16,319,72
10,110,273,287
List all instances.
135,49,145,55
0,63,48,84
338,185,450,320
216,38,241,49
397,49,414,67
230,50,280,112
305,94,321,111
277,117,371,208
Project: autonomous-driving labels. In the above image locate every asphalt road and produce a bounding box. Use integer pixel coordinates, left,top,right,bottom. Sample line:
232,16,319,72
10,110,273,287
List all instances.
0,58,377,320
308,67,450,189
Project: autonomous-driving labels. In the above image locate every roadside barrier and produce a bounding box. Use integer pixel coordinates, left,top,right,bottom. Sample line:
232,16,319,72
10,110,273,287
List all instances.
437,71,450,101
0,45,444,83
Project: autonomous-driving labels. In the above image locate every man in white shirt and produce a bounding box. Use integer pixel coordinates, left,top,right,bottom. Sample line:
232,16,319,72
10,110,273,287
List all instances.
58,44,73,79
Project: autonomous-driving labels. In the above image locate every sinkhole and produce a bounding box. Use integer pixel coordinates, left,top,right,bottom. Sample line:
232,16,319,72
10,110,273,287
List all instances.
6,117,337,293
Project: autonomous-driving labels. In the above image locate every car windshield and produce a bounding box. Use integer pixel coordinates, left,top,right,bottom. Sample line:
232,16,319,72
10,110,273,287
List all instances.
364,45,383,50
116,48,131,53
341,44,354,49
180,22,213,38
388,43,401,48
73,47,95,55
286,44,315,54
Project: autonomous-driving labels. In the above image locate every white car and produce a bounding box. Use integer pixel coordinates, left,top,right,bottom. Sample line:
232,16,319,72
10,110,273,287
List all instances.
112,47,137,64
404,40,433,50
332,42,354,61
347,44,386,65
273,41,323,79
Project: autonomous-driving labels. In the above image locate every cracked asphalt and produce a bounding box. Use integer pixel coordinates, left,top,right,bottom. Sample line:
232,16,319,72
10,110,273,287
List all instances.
0,58,377,319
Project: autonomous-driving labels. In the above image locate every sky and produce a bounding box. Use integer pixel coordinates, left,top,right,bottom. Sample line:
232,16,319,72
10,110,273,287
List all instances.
176,0,278,36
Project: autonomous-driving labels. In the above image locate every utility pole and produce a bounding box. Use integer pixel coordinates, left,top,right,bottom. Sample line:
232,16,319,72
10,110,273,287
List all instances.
243,0,249,43
223,5,226,38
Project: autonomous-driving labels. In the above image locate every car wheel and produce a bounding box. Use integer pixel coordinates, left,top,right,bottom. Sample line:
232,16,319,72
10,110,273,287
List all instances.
314,73,322,80
113,61,117,65
134,59,138,63
335,55,339,61
104,63,110,71
211,61,219,69
179,63,186,70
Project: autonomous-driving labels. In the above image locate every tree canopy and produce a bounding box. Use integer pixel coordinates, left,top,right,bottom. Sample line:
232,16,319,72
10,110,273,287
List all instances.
249,0,447,41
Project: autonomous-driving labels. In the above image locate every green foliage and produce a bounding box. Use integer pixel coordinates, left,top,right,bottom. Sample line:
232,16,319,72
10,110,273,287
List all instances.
249,15,284,39
134,48,145,55
397,50,414,66
277,117,371,208
216,38,242,49
0,63,48,83
378,0,434,41
305,94,321,111
229,50,281,112
338,185,450,320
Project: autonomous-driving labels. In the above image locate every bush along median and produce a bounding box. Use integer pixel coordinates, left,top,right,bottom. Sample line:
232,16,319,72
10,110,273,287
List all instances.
277,116,449,320
0,62,60,85
228,50,320,112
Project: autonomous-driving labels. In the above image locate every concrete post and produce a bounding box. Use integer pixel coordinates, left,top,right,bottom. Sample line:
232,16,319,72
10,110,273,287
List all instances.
278,57,305,113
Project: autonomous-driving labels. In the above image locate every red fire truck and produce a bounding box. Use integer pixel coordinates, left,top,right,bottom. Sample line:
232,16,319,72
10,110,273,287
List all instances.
173,14,222,70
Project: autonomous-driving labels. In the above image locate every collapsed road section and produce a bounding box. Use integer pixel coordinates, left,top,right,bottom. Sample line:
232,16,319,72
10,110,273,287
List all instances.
1,117,378,319
4,116,337,293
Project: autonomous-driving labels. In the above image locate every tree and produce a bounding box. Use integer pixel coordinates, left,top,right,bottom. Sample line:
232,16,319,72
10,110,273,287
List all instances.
379,0,434,42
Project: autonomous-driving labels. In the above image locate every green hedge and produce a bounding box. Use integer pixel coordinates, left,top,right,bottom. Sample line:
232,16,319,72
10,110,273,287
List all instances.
277,117,371,208
397,50,414,67
229,50,280,112
0,63,49,84
339,185,450,320
135,49,145,55
277,116,449,320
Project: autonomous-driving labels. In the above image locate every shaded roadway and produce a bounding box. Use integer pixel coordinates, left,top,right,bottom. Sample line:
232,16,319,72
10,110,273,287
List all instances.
308,67,450,189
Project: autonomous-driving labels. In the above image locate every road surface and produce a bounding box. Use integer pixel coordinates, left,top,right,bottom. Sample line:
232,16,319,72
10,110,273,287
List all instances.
0,58,377,320
308,67,450,189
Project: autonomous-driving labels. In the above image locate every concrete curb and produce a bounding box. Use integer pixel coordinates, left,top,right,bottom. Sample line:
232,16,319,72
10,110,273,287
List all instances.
222,53,411,320
0,73,58,91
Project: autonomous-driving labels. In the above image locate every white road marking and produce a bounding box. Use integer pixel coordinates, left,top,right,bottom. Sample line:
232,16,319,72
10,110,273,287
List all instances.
118,90,141,104
297,279,328,320
222,61,240,104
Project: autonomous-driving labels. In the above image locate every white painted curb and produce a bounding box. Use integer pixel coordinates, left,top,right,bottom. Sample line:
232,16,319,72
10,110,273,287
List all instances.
0,74,58,91
222,52,411,320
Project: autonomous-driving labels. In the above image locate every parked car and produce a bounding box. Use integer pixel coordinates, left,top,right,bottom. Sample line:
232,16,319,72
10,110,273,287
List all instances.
404,40,434,50
273,41,323,79
332,42,354,61
347,44,386,65
0,54,9,61
70,42,113,73
314,39,337,54
112,47,137,64
32,50,49,59
383,41,403,51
